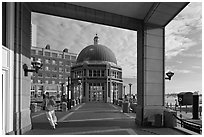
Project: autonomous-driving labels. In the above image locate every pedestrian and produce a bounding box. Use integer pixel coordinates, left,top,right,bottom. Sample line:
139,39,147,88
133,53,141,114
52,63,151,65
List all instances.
45,95,58,129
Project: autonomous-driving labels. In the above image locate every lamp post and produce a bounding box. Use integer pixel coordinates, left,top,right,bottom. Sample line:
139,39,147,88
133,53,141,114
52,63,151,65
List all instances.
60,83,65,103
67,77,71,109
129,83,132,101
123,85,126,100
23,60,43,76
78,79,82,104
113,82,116,104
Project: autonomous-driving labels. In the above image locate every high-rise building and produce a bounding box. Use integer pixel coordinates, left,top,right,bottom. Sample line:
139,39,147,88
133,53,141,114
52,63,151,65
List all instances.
71,34,123,103
30,45,77,97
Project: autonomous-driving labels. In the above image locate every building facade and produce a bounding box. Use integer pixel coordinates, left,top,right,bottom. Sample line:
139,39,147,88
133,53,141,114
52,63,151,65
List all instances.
31,45,77,97
71,35,123,103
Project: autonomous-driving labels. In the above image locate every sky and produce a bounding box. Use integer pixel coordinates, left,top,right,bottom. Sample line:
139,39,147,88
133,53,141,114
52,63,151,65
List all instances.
31,2,202,94
165,2,202,94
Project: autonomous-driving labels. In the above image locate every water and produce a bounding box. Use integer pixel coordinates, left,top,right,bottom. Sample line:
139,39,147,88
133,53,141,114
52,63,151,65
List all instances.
165,95,202,106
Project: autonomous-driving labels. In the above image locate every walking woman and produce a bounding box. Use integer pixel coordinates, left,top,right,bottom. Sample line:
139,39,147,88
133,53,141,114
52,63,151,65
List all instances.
45,95,58,129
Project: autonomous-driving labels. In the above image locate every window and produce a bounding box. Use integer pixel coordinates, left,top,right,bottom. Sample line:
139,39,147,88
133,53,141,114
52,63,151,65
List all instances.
65,55,70,59
45,73,50,78
101,70,105,77
93,70,97,77
52,53,57,58
45,80,49,84
89,70,92,77
97,70,100,77
59,74,63,79
59,67,64,72
38,50,43,55
31,50,36,55
66,61,70,66
2,3,6,46
66,68,70,73
59,54,63,58
45,66,49,71
59,61,63,66
38,73,43,78
52,81,56,84
52,59,56,65
52,74,57,78
53,66,58,72
45,59,50,64
38,79,43,84
71,56,76,60
45,51,50,57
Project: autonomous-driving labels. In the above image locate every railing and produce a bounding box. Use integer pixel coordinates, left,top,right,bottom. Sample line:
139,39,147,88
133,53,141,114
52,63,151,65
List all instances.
173,114,202,134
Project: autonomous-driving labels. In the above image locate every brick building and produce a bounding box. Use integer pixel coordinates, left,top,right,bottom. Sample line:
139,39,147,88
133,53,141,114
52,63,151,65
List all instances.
31,45,77,97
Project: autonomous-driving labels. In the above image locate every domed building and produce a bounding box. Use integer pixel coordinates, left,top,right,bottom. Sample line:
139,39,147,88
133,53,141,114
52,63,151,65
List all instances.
71,34,123,103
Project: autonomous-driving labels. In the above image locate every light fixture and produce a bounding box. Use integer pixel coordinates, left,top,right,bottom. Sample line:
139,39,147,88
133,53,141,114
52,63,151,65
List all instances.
23,60,43,76
165,71,174,80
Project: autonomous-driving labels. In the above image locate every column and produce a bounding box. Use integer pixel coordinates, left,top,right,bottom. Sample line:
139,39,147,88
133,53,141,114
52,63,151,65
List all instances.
136,23,165,126
13,3,32,134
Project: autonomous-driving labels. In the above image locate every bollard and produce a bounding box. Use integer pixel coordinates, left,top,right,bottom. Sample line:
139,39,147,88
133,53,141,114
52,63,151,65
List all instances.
192,92,199,119
62,102,67,111
122,102,130,113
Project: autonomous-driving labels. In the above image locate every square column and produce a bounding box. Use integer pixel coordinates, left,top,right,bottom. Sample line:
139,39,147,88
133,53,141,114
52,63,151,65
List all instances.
136,24,165,126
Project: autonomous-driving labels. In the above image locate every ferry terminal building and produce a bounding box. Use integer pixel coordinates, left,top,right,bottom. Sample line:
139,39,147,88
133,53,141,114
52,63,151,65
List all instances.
71,35,123,103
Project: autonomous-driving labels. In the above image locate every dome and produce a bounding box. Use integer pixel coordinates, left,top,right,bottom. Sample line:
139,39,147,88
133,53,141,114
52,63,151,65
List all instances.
76,44,117,64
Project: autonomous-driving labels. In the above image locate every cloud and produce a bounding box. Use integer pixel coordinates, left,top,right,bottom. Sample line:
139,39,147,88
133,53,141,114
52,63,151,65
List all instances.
165,65,193,74
192,66,201,69
32,12,137,78
165,2,202,60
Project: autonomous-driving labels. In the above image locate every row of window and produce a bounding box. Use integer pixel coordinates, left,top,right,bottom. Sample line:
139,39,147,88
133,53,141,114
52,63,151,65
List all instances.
31,79,65,84
111,71,122,79
31,49,77,60
73,69,106,78
41,66,70,72
31,57,74,66
34,73,70,79
72,70,122,79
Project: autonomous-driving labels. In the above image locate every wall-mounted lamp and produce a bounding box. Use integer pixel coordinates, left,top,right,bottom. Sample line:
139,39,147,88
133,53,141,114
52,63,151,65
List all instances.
23,60,43,76
165,71,174,80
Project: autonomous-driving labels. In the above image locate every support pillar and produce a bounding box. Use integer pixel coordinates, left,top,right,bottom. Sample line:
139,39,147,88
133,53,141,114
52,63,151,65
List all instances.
136,23,165,126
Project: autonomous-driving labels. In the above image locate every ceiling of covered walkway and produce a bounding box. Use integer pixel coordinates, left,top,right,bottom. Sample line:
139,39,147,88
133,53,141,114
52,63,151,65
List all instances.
28,2,189,29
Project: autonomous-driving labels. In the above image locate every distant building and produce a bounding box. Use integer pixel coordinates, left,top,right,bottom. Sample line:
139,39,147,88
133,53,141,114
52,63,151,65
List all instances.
71,34,123,103
31,45,77,97
31,24,37,46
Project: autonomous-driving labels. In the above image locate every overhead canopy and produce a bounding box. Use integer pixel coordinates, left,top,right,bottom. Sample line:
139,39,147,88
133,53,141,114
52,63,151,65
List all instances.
28,2,189,30
71,2,188,26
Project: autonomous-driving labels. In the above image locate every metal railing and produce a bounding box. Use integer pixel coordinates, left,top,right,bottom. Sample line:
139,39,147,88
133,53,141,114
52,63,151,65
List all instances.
173,114,202,134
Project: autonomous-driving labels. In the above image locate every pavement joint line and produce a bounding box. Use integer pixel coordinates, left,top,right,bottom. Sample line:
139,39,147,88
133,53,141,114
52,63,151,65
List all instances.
32,112,45,118
66,128,137,135
58,112,74,122
74,103,85,110
62,117,131,122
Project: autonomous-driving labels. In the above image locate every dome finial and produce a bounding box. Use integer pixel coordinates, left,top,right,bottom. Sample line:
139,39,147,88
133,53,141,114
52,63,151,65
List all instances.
94,33,99,45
